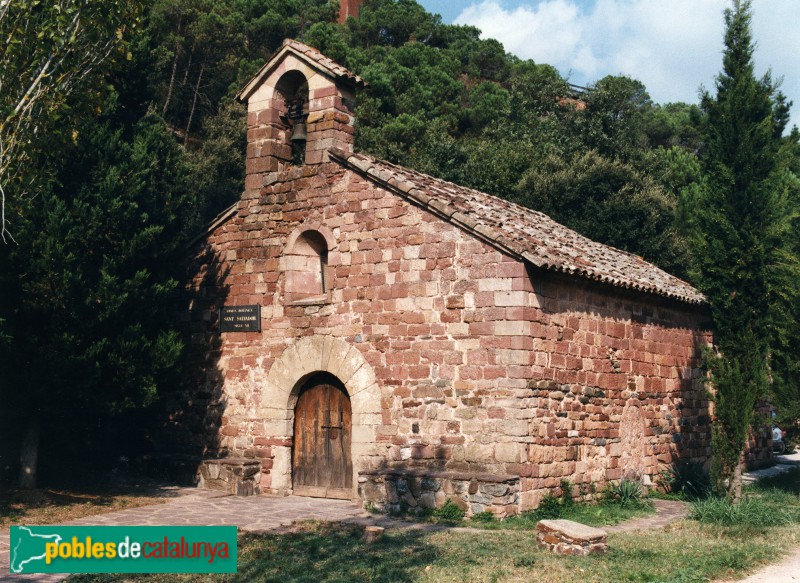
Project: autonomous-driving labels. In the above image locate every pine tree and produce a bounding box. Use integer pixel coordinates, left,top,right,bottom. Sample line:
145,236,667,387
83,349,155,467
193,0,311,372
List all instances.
693,0,796,500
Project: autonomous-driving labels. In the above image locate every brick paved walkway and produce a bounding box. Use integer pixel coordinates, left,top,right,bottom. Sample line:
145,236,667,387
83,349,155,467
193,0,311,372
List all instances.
605,499,690,533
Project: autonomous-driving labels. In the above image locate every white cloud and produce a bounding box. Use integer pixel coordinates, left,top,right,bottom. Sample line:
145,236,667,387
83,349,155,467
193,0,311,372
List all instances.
455,0,800,127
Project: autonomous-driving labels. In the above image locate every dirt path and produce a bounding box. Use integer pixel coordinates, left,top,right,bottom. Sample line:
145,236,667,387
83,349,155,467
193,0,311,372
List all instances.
720,545,800,582
605,499,690,532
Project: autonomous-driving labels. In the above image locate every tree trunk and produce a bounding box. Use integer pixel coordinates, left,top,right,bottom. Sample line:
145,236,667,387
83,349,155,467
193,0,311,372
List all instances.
180,46,194,88
161,19,182,118
727,458,743,502
184,62,204,142
19,420,40,489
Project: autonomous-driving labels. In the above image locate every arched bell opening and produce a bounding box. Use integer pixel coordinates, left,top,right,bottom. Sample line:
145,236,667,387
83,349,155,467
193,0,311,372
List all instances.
275,70,309,166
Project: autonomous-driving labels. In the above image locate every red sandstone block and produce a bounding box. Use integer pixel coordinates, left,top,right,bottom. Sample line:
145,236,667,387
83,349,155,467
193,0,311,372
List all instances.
256,109,282,125
483,366,507,380
408,365,430,379
469,321,494,335
305,150,325,164
247,125,281,142
254,437,291,447
467,350,489,366
311,85,337,99
459,366,484,380
225,369,248,381
220,426,239,437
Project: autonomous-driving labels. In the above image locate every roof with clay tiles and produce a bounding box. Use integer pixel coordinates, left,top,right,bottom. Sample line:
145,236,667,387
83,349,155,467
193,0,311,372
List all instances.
329,148,705,305
238,39,366,102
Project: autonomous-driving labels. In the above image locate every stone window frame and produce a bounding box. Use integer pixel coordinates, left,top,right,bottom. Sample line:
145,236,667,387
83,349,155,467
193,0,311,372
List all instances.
281,223,336,306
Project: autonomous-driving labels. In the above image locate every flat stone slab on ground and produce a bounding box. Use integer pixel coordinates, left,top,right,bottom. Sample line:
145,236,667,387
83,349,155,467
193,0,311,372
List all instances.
537,519,608,556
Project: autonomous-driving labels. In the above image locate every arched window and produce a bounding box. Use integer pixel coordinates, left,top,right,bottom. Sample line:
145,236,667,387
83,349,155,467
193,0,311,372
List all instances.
284,230,330,304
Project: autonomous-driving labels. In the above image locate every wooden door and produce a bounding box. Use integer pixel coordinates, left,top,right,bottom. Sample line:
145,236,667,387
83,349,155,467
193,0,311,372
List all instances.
292,378,353,499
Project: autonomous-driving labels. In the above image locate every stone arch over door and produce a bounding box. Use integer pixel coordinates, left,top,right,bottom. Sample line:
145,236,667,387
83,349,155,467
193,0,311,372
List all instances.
260,336,381,497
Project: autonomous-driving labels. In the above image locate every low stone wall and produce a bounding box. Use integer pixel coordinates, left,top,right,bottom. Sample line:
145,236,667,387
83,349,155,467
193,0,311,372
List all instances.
358,468,519,517
198,458,262,496
537,519,608,556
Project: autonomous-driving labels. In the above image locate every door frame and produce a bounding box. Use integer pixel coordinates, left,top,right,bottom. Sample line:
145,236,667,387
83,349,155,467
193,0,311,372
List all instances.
259,336,383,498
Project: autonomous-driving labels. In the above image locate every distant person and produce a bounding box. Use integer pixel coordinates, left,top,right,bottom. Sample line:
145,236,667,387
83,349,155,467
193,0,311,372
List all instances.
773,425,785,454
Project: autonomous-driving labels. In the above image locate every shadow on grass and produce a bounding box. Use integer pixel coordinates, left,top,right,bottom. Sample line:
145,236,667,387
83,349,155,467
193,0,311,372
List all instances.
0,476,184,527
755,466,800,495
237,523,437,582
68,522,438,583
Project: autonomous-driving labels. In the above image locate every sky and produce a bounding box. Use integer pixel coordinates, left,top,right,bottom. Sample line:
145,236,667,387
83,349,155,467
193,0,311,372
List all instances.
416,0,800,128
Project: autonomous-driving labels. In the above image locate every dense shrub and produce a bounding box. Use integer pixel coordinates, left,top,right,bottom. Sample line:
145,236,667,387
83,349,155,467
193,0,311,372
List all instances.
691,495,795,527
660,462,712,499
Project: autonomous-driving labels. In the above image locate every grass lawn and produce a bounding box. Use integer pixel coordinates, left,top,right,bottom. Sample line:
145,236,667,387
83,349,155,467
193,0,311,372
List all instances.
67,469,800,583
66,520,800,583
0,485,169,529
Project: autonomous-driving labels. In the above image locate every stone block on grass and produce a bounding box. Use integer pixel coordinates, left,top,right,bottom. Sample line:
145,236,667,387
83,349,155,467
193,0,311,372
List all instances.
536,519,608,556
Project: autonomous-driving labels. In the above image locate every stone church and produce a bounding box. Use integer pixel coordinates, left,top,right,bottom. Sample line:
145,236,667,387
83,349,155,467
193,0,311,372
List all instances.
179,39,713,516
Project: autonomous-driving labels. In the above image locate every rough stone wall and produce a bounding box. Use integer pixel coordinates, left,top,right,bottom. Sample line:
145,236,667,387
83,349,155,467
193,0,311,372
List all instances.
746,401,774,469
180,162,712,509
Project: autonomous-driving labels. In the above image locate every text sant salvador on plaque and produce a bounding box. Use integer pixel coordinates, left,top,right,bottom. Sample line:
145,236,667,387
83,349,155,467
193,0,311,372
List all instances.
218,305,261,333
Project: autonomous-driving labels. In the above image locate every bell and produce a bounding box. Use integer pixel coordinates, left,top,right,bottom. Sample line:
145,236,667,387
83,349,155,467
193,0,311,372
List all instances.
291,121,307,142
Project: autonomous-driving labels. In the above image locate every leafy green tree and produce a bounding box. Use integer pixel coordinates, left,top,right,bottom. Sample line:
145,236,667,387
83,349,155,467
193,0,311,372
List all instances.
643,102,704,150
187,97,247,224
690,0,798,500
0,0,142,241
516,150,691,276
140,0,338,141
1,110,194,487
348,0,438,48
577,75,653,162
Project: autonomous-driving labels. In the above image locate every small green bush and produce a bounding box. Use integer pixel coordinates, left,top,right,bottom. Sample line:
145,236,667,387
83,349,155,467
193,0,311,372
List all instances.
660,462,711,499
471,511,495,522
607,479,645,507
534,492,564,519
559,479,575,508
529,479,576,520
433,499,465,521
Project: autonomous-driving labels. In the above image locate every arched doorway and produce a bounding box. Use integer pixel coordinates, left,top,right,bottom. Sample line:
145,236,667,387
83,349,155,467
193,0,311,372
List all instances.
292,373,353,499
